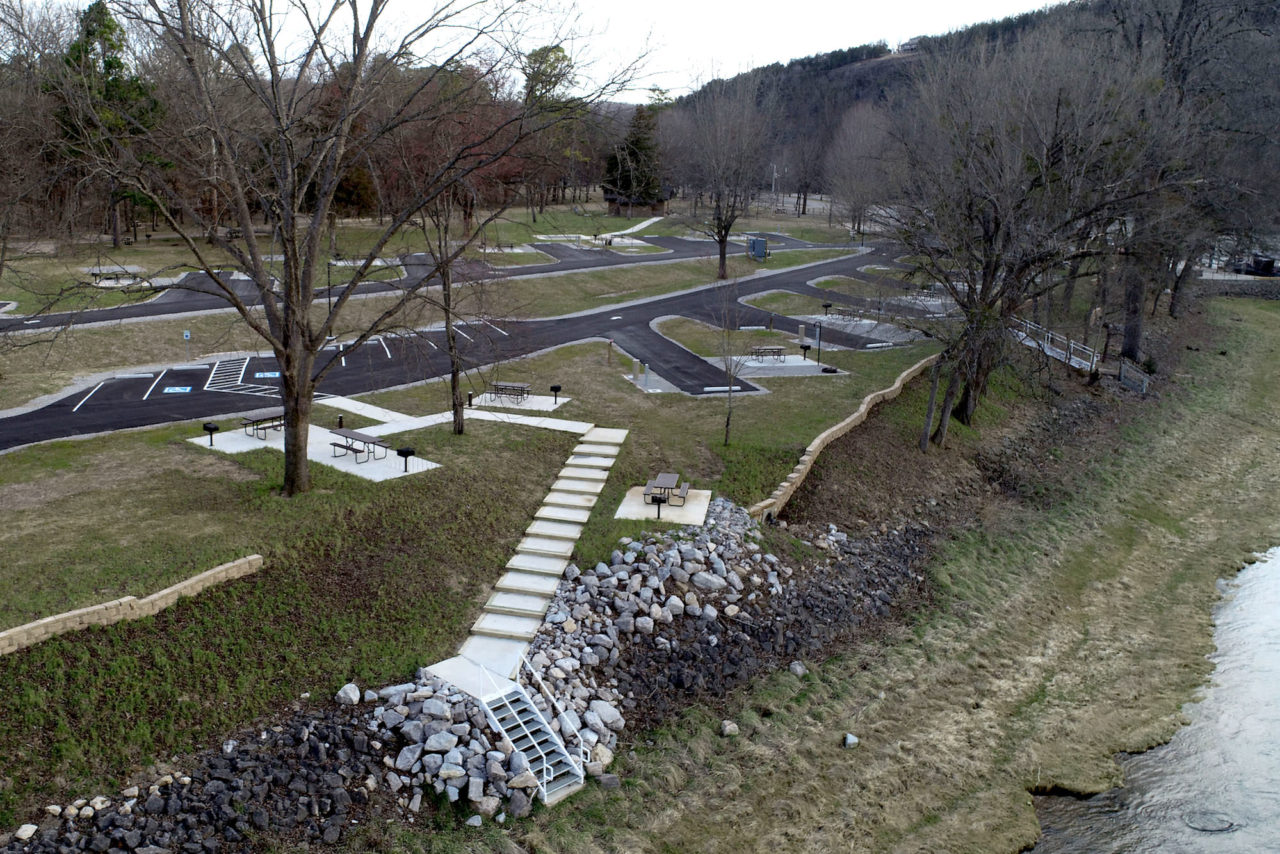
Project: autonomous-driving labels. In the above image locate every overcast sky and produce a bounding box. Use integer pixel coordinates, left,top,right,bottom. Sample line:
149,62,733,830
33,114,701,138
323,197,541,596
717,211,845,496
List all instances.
571,0,1058,97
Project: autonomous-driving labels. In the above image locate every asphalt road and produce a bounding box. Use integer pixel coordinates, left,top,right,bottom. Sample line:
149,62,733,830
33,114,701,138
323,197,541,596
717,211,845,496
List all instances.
2,233,815,333
0,237,919,452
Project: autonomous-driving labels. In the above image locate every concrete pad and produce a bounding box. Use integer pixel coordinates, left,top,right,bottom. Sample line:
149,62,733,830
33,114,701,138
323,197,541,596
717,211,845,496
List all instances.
573,443,620,456
485,591,552,618
614,485,712,526
189,426,439,481
316,396,408,423
426,655,518,703
360,412,456,436
543,491,598,509
475,393,571,412
467,410,595,434
565,455,617,469
495,571,562,596
535,505,592,524
516,536,574,558
506,553,570,575
527,519,584,539
558,466,608,481
550,478,606,495
456,637,529,681
472,612,541,641
582,427,629,445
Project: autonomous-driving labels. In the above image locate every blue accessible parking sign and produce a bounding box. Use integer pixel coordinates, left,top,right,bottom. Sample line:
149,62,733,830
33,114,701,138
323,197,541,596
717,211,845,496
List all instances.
162,387,192,394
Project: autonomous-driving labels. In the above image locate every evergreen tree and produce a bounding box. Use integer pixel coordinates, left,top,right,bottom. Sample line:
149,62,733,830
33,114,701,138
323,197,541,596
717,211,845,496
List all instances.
602,105,662,213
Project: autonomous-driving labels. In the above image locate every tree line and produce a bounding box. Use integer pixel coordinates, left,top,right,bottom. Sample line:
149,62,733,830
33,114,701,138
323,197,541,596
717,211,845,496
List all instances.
1,0,1276,494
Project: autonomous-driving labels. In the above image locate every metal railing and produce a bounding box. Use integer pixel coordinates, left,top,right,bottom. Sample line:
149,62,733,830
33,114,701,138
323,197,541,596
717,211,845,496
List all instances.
1010,316,1099,373
521,653,591,770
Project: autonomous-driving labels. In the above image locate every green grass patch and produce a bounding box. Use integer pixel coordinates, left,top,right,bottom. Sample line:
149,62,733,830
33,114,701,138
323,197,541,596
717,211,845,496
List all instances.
743,291,831,317
654,317,793,359
0,420,576,815
363,339,936,567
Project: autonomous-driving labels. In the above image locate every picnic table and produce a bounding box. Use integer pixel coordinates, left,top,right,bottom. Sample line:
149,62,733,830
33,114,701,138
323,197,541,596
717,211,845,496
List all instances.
643,471,690,507
750,345,786,362
330,427,389,463
488,381,531,403
240,407,285,439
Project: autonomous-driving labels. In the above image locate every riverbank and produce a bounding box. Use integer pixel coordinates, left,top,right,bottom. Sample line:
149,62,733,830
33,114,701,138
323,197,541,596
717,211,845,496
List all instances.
500,297,1280,853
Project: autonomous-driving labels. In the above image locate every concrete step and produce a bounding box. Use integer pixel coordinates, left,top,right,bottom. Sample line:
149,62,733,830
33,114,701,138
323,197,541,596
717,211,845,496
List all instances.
535,505,592,524
472,612,541,641
495,571,561,596
425,656,518,703
543,778,585,806
581,427,628,445
558,466,608,482
527,519,584,540
551,478,605,495
573,443,620,457
506,553,570,575
458,635,529,680
565,455,617,469
485,591,552,618
543,491,598,509
517,536,574,558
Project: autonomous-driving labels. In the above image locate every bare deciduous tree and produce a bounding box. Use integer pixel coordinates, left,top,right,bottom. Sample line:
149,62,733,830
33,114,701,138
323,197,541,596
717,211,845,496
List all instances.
15,0,633,495
663,74,774,279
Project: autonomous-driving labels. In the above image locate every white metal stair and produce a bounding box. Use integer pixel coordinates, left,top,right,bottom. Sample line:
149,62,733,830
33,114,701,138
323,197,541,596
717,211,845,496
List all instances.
482,683,584,804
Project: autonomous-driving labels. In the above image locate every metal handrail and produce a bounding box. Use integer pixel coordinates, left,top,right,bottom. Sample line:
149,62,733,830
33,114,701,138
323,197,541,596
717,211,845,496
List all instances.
520,654,591,770
469,664,558,797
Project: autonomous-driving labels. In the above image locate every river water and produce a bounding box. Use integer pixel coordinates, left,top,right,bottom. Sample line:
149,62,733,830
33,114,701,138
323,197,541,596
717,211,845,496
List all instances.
1033,549,1280,852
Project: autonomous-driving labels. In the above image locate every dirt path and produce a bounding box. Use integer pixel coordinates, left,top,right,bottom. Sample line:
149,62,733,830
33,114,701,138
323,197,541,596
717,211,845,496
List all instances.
521,299,1280,853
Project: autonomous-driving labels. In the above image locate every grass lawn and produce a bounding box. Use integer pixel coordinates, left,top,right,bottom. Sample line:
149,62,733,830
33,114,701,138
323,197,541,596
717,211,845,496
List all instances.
0,418,577,819
362,339,936,573
743,290,832,317
654,317,795,359
0,327,934,821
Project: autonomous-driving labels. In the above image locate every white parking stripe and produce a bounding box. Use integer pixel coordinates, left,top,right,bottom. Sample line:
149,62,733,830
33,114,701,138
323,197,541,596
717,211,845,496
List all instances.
142,369,167,400
452,324,472,342
483,319,509,337
72,383,104,412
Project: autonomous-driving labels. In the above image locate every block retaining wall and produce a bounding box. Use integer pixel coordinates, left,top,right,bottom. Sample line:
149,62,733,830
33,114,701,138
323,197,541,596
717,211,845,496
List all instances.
0,555,263,657
747,354,940,522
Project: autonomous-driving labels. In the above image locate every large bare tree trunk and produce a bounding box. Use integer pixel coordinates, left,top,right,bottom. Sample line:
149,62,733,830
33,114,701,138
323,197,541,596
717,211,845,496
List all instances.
279,356,316,496
920,359,941,453
931,368,960,449
716,235,729,279
1121,258,1144,362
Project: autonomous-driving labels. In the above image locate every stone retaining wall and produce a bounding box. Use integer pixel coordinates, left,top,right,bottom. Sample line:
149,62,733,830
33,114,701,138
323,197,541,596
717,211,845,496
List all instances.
0,555,263,657
747,354,939,521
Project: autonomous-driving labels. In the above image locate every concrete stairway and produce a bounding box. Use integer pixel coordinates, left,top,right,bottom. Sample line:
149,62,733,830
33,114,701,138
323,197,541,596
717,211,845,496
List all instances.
459,426,628,679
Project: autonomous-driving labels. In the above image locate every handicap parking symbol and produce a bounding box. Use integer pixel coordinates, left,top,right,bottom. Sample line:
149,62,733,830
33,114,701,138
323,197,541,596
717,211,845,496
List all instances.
254,371,280,379
162,386,192,394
